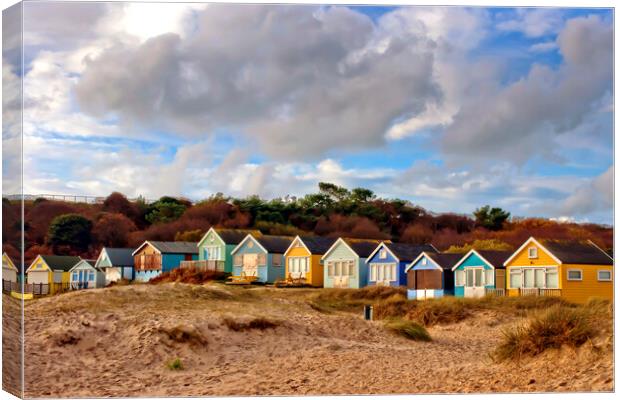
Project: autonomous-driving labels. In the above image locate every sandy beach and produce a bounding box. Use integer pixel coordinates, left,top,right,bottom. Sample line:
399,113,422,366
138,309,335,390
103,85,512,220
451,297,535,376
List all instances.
9,283,613,397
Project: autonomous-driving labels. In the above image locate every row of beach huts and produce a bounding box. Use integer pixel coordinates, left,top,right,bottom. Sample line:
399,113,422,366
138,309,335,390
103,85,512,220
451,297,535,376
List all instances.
2,228,614,303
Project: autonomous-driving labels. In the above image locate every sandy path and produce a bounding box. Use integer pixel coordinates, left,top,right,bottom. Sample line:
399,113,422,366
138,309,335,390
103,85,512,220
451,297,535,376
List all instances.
18,284,613,397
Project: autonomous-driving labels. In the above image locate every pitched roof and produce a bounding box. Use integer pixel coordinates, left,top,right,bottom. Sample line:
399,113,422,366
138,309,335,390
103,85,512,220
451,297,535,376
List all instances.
149,241,198,254
256,235,294,253
214,229,262,245
71,259,103,272
426,253,465,270
540,239,613,265
2,252,18,272
40,255,82,272
102,248,135,267
343,238,386,258
475,250,512,269
298,236,338,254
385,242,437,262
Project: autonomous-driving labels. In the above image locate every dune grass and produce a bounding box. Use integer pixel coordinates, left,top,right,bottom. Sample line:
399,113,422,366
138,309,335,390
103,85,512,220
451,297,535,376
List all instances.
373,294,572,326
384,319,432,342
493,299,611,362
166,357,184,371
222,316,281,331
149,267,227,285
310,286,407,312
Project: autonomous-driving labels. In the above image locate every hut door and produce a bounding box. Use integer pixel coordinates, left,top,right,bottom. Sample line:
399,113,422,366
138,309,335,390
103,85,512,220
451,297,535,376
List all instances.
464,268,486,298
242,254,258,277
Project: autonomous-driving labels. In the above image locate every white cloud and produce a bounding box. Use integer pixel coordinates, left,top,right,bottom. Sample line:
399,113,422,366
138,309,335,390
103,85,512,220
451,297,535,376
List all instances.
529,40,558,52
441,15,612,166
559,166,613,217
497,8,564,38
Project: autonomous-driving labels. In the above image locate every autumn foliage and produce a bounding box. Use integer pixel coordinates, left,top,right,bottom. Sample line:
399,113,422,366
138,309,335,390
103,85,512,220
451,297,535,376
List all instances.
2,184,612,265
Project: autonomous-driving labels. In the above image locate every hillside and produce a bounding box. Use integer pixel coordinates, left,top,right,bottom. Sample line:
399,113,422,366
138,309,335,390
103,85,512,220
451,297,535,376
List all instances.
2,183,613,264
5,283,612,397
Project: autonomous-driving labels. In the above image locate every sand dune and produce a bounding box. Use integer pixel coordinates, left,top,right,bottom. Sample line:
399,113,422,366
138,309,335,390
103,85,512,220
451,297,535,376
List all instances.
9,283,613,397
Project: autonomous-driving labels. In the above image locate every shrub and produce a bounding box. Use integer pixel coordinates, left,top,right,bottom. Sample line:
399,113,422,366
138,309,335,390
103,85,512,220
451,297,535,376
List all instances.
384,319,432,342
222,317,280,331
174,229,204,242
445,239,513,253
166,358,184,371
158,325,208,346
493,305,600,361
149,267,226,285
311,286,407,311
374,297,470,326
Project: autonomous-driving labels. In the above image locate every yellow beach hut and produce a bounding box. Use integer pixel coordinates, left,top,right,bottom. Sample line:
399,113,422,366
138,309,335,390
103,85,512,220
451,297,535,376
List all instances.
283,235,337,287
26,255,81,295
503,237,613,304
2,252,18,283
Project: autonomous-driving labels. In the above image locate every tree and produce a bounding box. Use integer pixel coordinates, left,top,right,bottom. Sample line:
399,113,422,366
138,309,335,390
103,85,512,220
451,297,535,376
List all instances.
102,192,137,219
350,187,375,203
25,201,77,246
48,214,93,251
145,198,187,224
401,224,433,245
318,182,350,202
93,213,137,247
473,205,511,231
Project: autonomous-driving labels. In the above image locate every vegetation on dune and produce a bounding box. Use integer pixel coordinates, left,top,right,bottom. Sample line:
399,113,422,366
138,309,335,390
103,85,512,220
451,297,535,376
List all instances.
2,182,612,264
222,316,281,331
384,319,432,342
493,299,611,361
166,358,184,371
148,267,226,285
373,295,572,326
159,325,209,346
310,286,407,311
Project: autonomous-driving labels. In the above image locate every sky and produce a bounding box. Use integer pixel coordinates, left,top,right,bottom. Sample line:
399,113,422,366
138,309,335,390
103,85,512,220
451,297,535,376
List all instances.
1,3,614,224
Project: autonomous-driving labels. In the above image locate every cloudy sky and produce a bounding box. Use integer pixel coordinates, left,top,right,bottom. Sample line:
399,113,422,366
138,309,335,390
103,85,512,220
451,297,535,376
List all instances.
2,3,613,224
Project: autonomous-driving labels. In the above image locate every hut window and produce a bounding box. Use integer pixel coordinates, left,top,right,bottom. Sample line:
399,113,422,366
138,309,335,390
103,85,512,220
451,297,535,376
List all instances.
455,270,465,286
421,258,427,266
370,264,377,281
485,269,494,286
289,257,309,274
258,254,267,265
88,271,95,281
567,269,582,281
72,272,78,281
206,246,221,260
546,268,559,288
598,270,612,281
528,247,538,259
272,254,283,266
379,249,387,259
509,269,522,288
233,255,242,266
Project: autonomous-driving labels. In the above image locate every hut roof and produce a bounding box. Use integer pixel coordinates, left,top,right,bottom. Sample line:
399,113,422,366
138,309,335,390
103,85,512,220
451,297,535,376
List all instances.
148,241,198,254
102,248,135,267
